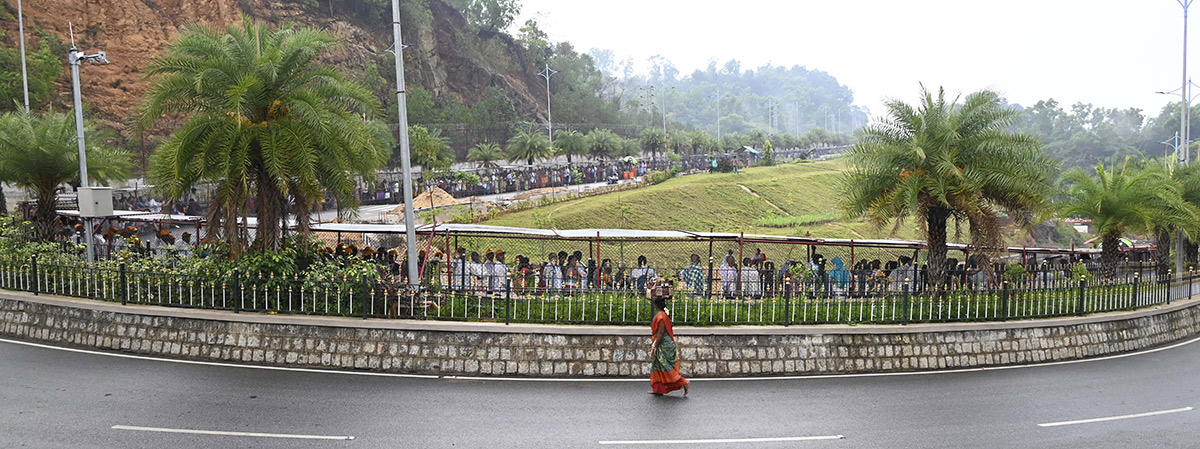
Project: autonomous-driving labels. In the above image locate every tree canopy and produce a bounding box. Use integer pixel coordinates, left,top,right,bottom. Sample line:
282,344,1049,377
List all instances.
141,17,389,256
840,85,1055,287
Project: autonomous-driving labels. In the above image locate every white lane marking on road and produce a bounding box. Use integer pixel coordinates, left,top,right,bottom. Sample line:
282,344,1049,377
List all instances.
599,435,844,445
1037,407,1194,428
111,425,354,440
4,333,1200,383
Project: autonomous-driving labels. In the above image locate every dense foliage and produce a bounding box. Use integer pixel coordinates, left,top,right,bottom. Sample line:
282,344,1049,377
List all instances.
141,17,389,256
840,86,1056,288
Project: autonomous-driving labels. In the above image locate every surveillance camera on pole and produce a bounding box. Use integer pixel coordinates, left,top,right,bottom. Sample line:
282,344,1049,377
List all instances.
68,23,113,264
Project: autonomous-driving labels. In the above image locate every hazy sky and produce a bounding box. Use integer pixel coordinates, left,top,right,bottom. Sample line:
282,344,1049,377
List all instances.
517,0,1192,120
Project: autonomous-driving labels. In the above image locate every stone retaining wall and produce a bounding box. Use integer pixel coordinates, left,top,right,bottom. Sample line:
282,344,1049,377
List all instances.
2,291,1199,377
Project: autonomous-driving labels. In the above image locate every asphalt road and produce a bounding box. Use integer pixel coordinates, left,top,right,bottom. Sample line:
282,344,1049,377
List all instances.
2,336,1199,449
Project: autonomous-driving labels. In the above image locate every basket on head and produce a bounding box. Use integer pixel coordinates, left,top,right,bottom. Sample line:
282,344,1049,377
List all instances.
645,278,673,301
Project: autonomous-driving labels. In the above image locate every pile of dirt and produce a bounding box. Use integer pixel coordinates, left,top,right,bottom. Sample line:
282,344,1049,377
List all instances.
390,187,461,215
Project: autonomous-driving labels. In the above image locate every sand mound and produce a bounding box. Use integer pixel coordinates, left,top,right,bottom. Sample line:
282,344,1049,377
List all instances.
390,187,461,214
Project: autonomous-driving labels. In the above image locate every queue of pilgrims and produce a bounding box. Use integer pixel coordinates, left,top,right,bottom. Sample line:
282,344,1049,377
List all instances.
51,215,1090,298
413,247,1075,299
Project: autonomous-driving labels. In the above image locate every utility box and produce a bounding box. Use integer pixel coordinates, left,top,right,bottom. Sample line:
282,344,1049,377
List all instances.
78,187,113,217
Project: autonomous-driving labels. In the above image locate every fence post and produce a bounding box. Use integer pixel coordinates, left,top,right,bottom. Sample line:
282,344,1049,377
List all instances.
232,269,240,314
706,256,714,300
30,255,37,296
362,274,370,320
1076,278,1086,316
1000,281,1009,322
119,259,127,306
505,278,512,325
1167,269,1173,305
901,282,910,325
784,282,792,327
1132,273,1140,307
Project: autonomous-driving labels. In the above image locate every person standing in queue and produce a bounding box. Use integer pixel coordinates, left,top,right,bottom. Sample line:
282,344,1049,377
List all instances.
648,290,690,396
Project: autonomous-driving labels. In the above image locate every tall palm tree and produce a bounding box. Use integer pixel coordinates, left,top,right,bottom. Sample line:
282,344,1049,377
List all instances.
1174,163,1200,268
586,128,620,161
140,17,388,256
614,138,641,159
555,130,588,164
687,129,713,155
840,85,1055,288
1058,160,1197,279
0,109,131,241
506,130,552,165
639,128,667,159
466,142,505,169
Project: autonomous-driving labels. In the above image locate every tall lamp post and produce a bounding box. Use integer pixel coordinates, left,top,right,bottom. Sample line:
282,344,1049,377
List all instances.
537,65,557,148
67,27,110,264
1174,0,1194,275
390,0,419,290
17,0,29,111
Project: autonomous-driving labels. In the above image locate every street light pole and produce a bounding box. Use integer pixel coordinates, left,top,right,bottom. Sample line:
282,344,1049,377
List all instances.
390,0,420,290
1179,0,1195,275
68,27,109,264
17,0,29,111
538,65,557,147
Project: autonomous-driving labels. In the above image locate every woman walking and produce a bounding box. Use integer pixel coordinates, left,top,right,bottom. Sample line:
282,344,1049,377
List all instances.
649,293,690,396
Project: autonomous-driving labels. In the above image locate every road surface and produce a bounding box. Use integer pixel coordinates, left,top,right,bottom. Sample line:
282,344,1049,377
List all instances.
1,335,1198,448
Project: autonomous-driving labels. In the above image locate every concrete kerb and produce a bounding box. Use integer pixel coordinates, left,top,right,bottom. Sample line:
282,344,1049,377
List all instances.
2,289,1199,378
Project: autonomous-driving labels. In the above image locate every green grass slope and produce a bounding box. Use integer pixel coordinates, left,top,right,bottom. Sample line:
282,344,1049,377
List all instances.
482,161,925,240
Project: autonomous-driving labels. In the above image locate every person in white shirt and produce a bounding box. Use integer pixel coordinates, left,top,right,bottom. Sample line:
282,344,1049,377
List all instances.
491,251,510,292
468,251,486,292
740,257,761,298
630,255,657,291
542,253,563,292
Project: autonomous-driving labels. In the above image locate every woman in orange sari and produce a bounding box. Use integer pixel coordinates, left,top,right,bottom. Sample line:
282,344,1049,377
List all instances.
649,295,690,396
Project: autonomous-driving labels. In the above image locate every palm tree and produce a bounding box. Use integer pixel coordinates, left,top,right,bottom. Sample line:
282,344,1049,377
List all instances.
467,142,505,169
555,130,588,164
614,138,641,159
1058,160,1197,279
687,130,713,155
0,109,131,241
586,129,620,161
506,130,552,165
140,17,388,256
639,128,667,159
408,125,455,177
840,85,1056,288
1174,163,1200,268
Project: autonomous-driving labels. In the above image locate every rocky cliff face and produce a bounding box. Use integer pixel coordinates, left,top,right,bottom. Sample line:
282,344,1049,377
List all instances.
1,0,543,135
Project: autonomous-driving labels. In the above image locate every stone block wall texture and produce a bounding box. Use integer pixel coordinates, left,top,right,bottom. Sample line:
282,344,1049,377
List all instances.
2,296,1199,377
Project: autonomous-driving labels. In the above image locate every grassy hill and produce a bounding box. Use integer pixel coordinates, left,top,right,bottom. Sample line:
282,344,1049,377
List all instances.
482,160,929,240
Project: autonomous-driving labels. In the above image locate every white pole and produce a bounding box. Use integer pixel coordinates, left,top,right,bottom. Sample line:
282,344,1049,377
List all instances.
69,46,94,264
1179,1,1193,275
17,0,29,111
391,0,419,289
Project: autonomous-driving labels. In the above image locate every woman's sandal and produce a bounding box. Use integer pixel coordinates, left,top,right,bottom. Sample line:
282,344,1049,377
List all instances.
683,381,691,397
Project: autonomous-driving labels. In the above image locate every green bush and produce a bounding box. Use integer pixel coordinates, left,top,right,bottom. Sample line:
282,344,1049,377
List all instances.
1003,262,1027,283
647,168,678,185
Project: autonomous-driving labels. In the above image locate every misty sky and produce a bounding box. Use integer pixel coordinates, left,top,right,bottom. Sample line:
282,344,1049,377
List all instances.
518,0,1192,121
